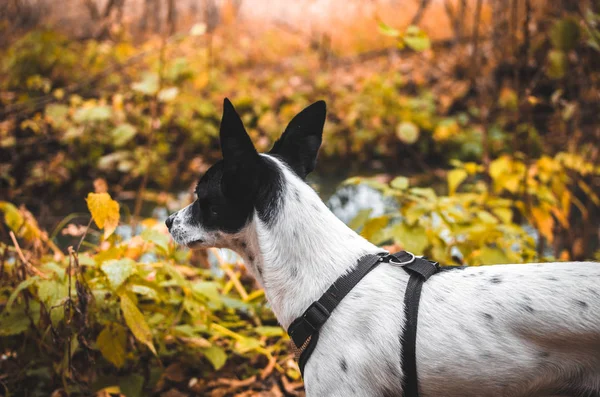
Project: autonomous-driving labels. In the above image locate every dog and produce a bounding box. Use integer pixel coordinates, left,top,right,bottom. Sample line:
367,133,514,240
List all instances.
166,98,600,397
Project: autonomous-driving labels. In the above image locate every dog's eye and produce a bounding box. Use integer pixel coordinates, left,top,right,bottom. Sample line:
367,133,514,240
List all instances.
209,205,219,216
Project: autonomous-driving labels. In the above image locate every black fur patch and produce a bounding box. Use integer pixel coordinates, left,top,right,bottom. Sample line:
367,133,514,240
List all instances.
192,156,283,233
340,358,348,372
575,300,589,309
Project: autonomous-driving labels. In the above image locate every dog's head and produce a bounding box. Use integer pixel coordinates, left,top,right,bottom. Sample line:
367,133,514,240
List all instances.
166,98,326,251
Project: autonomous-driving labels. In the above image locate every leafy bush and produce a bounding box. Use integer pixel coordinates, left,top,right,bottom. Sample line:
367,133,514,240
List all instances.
0,193,292,396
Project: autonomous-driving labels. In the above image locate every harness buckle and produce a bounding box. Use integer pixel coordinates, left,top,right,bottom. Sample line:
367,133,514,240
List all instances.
388,251,416,266
303,301,330,332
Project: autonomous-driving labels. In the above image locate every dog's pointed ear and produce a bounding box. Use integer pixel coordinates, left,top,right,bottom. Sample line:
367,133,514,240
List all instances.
219,98,260,199
270,100,326,179
220,98,258,166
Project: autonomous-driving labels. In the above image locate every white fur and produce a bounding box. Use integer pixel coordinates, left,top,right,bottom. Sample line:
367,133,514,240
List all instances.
170,155,600,397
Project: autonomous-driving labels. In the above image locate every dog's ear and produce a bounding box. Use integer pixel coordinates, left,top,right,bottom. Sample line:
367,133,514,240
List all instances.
220,98,258,165
270,100,326,179
219,98,260,198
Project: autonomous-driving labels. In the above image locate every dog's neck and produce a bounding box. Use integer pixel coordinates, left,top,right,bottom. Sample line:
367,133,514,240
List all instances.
237,159,382,329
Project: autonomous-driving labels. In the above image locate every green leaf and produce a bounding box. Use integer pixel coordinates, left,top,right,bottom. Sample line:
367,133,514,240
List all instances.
348,208,373,231
46,104,69,127
447,169,468,195
550,17,580,51
97,323,128,368
120,293,157,355
254,326,285,338
201,345,227,370
396,121,420,144
378,21,401,37
119,374,144,397
132,73,159,95
547,50,567,79
0,309,31,336
101,259,137,290
73,105,112,123
111,123,137,147
390,176,409,190
157,87,179,102
141,228,170,252
37,278,68,306
7,277,39,309
235,336,262,354
192,281,222,304
0,301,40,336
403,25,431,52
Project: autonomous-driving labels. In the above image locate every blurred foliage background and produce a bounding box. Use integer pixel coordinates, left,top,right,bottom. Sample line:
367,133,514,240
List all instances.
1,0,599,396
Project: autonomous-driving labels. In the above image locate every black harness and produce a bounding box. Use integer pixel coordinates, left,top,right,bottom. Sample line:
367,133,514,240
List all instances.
287,251,440,397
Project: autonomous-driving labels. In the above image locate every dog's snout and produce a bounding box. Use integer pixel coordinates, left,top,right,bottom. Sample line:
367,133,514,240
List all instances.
165,214,175,230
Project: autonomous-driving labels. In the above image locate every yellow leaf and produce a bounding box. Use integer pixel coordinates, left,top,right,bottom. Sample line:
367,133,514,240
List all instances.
477,211,498,224
395,121,420,144
489,156,511,181
96,323,127,368
477,246,511,265
447,169,467,195
392,223,428,254
120,293,157,355
531,207,554,243
86,192,120,239
360,216,390,243
390,176,409,190
492,208,513,224
0,202,42,241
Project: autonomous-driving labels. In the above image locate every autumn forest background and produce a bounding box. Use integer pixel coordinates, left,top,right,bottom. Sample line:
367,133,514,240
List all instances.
1,0,599,396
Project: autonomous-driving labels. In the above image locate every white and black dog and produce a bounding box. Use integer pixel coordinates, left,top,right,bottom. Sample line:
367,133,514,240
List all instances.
166,99,600,397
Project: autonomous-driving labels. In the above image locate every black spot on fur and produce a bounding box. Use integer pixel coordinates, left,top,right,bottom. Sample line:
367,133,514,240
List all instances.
340,358,348,372
483,313,494,321
523,305,535,313
546,276,558,281
575,300,588,309
248,254,254,262
240,241,247,249
293,188,301,202
538,351,550,358
481,352,493,359
490,276,502,284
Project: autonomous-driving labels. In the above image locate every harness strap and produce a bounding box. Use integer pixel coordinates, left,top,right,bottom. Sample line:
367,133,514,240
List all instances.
288,253,385,373
287,250,440,394
394,251,439,397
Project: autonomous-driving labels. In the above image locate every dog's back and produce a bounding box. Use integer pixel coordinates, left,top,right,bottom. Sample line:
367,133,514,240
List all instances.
307,261,600,397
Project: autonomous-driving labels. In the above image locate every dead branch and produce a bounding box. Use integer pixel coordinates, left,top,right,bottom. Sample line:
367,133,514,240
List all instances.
9,231,48,279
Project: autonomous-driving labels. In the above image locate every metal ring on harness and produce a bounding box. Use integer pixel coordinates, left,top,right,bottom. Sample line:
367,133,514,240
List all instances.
388,251,416,266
